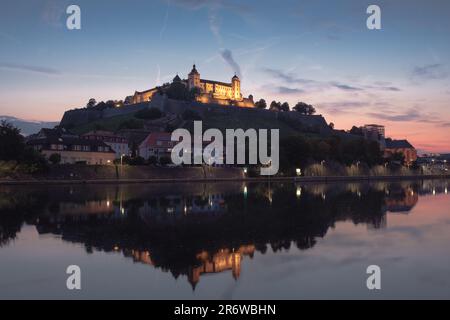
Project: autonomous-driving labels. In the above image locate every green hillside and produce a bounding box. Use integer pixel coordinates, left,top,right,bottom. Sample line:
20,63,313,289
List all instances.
69,113,143,135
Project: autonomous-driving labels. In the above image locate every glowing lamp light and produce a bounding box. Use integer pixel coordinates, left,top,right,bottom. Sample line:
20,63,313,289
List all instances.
296,168,301,176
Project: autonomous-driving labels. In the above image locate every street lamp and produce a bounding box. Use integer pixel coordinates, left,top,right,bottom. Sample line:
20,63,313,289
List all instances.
296,168,302,176
120,154,126,177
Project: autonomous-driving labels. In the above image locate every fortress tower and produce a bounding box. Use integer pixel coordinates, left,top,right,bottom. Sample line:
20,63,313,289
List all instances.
231,74,241,100
188,64,201,90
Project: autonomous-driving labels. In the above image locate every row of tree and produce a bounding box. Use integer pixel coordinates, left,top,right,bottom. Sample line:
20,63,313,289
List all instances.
86,99,124,110
254,99,317,115
278,135,383,174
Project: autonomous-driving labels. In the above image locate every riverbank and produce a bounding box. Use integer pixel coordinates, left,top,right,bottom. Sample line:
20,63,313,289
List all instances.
1,173,449,185
1,164,448,185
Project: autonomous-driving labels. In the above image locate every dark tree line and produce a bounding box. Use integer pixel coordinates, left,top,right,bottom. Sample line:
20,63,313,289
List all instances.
278,134,383,173
0,121,47,173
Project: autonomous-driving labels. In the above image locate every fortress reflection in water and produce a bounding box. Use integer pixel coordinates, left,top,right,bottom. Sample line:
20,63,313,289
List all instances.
0,179,448,288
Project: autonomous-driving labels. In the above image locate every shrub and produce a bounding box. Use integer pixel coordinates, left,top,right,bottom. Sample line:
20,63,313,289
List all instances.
159,156,172,166
48,153,61,165
148,156,157,165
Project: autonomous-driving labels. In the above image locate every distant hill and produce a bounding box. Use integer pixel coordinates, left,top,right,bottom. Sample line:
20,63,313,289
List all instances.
0,115,59,136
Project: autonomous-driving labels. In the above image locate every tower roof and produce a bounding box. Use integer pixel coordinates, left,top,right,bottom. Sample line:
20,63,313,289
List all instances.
189,64,199,75
232,74,240,80
173,74,181,82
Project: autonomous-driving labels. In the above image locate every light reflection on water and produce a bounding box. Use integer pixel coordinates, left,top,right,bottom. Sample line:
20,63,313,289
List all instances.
0,179,449,299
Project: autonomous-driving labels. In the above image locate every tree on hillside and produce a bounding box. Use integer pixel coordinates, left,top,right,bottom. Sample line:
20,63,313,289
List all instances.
293,102,316,115
349,126,363,136
167,81,189,100
94,101,107,110
189,87,202,101
86,98,97,108
280,102,290,112
124,96,133,105
255,99,267,109
105,100,118,108
269,101,282,112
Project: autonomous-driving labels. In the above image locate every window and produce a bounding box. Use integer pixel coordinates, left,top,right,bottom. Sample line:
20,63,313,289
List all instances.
83,145,90,151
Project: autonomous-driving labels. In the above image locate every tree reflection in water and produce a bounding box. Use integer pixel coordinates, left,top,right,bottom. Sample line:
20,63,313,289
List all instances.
0,179,447,288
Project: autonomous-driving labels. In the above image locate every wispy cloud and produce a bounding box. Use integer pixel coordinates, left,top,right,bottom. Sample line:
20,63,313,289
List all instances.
220,49,241,78
159,0,171,39
365,85,401,92
330,82,363,92
412,63,449,80
367,109,422,122
208,5,222,44
262,68,315,84
318,101,367,114
366,108,449,127
276,86,305,94
0,62,61,75
262,68,402,94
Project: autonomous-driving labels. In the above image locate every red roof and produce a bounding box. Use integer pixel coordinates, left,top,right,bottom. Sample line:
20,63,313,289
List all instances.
140,132,177,149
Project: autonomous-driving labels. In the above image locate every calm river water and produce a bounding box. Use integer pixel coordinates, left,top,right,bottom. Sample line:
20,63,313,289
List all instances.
0,180,449,299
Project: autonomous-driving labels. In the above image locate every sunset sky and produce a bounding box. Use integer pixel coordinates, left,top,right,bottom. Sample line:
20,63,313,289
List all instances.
0,0,449,153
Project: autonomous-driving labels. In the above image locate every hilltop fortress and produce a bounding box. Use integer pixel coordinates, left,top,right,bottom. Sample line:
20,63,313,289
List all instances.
132,65,255,108
60,64,331,136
